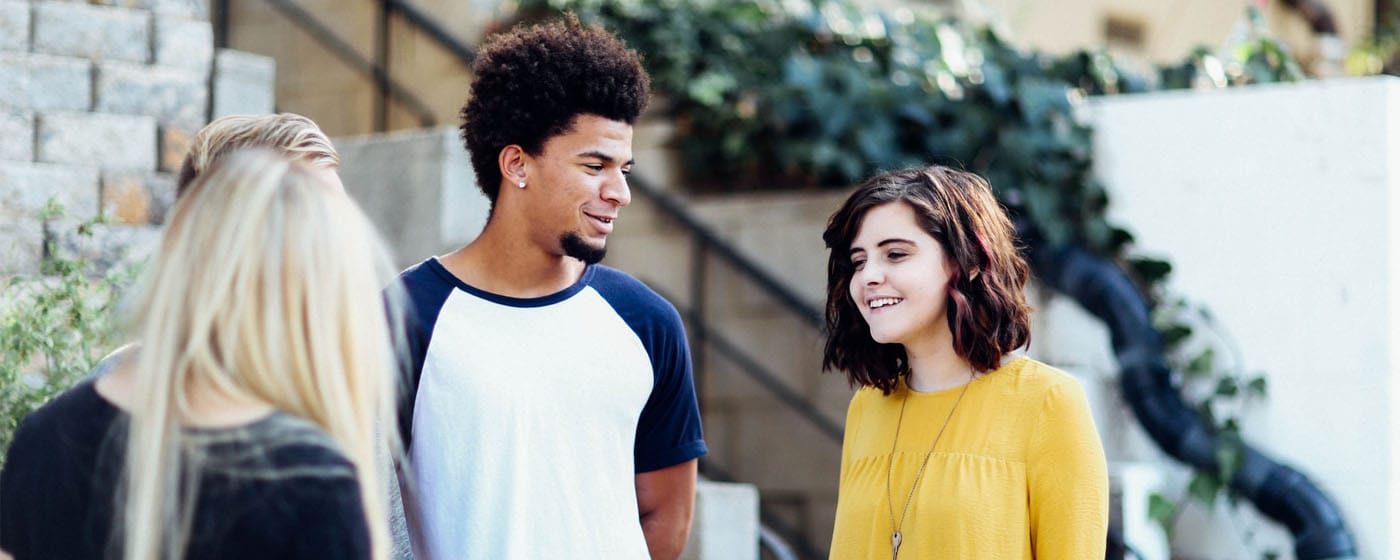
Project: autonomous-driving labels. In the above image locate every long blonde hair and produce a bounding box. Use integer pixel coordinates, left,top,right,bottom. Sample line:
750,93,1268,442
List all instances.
120,150,398,560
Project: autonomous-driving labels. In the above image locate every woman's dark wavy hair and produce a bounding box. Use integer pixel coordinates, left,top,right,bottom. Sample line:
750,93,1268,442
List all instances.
460,14,649,206
821,166,1032,394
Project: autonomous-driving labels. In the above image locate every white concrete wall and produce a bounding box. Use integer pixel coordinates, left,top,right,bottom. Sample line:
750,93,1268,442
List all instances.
334,126,488,268
1092,76,1400,559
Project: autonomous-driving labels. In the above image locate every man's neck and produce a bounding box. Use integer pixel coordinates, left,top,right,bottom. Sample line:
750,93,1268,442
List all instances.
440,221,586,298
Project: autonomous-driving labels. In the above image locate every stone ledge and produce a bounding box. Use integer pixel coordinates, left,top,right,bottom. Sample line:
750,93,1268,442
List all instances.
211,49,275,118
96,0,208,21
0,2,30,53
36,111,158,170
101,169,175,225
33,1,151,64
0,213,43,275
159,125,193,174
0,161,100,220
0,52,93,113
45,219,159,277
0,110,34,161
95,61,207,130
154,16,213,74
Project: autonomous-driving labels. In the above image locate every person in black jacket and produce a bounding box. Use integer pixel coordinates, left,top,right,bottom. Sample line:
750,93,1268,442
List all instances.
0,150,404,560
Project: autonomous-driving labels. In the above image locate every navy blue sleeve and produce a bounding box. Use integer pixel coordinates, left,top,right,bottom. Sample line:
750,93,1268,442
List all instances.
391,260,456,450
590,266,708,473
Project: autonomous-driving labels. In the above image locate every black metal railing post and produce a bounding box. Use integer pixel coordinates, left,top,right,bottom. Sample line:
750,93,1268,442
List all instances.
689,237,708,409
259,0,437,128
213,0,230,49
375,0,391,132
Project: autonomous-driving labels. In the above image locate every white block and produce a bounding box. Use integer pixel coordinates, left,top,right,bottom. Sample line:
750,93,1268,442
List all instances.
1088,76,1400,559
680,480,760,560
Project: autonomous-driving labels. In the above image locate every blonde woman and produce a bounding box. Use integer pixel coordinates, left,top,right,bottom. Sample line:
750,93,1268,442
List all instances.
80,112,345,383
66,112,411,559
0,151,401,559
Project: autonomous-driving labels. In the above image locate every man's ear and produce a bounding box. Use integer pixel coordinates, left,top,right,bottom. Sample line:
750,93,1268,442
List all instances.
499,145,529,189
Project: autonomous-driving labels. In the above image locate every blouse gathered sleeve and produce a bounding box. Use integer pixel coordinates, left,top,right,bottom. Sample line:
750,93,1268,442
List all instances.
1026,379,1109,559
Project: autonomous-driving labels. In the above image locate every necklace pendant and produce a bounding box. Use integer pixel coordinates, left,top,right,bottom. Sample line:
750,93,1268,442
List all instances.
891,531,902,560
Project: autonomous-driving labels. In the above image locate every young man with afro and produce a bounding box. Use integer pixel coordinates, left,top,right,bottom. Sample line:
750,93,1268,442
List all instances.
394,17,707,560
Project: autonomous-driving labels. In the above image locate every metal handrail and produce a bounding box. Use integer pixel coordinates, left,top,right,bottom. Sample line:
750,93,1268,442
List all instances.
630,176,827,331
385,0,477,64
693,319,843,441
258,0,438,127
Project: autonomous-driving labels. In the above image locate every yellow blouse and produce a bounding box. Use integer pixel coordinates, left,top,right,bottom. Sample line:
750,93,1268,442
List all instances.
829,357,1108,559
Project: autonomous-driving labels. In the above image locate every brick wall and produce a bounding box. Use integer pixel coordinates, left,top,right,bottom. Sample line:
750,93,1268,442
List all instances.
0,0,273,275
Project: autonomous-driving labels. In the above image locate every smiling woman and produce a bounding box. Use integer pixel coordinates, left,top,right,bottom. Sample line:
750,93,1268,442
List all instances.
821,165,1108,559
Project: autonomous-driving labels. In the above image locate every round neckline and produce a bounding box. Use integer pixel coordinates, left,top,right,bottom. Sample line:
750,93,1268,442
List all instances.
426,256,595,308
897,356,1024,398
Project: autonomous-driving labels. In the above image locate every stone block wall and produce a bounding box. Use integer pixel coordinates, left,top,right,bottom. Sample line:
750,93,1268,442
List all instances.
0,0,268,276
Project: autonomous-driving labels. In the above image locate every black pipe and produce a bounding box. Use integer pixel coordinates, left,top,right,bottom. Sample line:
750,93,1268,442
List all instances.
1024,235,1357,559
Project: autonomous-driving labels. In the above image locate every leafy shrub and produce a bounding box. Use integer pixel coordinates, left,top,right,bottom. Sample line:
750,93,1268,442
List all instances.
0,202,136,466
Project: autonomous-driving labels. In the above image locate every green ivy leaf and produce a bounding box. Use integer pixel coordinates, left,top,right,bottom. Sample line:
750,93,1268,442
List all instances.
1147,492,1176,537
1186,347,1215,377
1127,257,1172,284
1160,324,1192,348
1214,376,1239,397
1188,472,1222,507
1247,376,1268,398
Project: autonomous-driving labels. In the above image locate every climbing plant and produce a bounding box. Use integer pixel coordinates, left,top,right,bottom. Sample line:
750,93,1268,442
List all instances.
517,0,1302,553
0,202,134,466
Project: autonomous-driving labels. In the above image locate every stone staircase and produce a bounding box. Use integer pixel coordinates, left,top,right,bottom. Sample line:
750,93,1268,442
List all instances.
0,0,273,276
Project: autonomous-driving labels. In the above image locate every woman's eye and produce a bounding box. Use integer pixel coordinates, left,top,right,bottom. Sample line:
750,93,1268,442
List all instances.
851,259,866,271
585,164,603,172
887,251,908,260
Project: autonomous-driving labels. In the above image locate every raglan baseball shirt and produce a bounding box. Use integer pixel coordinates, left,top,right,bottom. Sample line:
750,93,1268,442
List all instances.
395,257,707,559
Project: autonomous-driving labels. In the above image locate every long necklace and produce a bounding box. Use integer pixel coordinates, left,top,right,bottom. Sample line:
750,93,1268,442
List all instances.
885,372,973,560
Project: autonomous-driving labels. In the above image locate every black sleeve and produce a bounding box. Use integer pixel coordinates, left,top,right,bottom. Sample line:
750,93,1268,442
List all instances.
0,415,33,555
284,476,371,560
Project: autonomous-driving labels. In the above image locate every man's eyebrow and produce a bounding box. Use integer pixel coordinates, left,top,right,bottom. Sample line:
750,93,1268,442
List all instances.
578,151,635,166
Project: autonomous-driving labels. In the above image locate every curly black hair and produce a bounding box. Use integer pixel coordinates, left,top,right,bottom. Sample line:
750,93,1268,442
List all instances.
461,15,649,205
